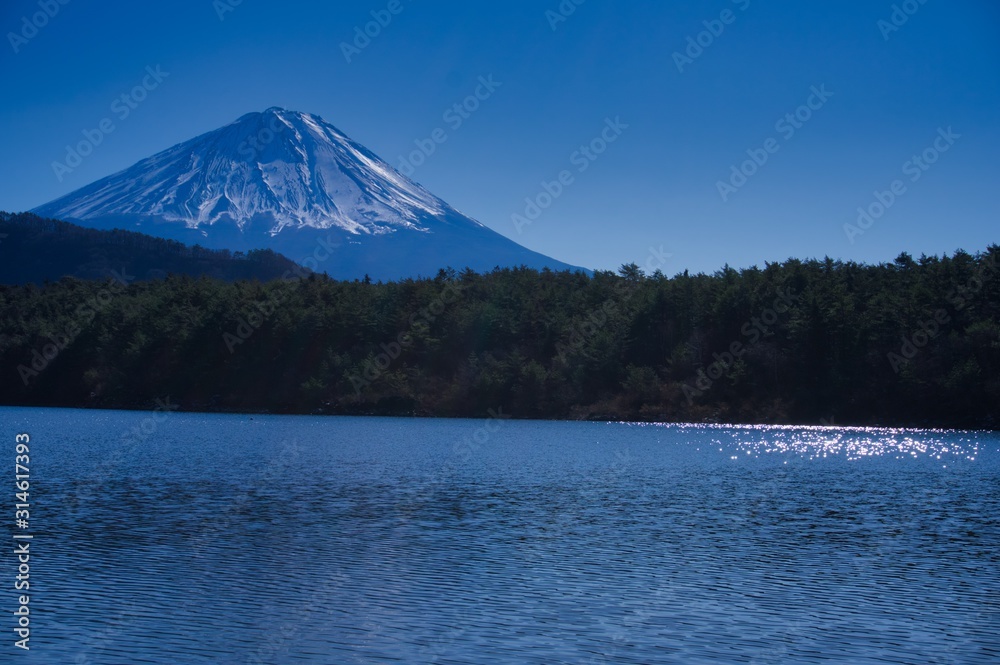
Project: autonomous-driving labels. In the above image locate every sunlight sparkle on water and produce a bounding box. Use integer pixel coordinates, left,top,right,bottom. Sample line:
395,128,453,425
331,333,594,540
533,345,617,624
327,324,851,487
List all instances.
628,422,983,464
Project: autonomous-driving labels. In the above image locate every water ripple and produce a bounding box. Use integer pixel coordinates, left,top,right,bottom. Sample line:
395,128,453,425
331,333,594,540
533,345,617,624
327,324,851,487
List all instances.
2,409,997,664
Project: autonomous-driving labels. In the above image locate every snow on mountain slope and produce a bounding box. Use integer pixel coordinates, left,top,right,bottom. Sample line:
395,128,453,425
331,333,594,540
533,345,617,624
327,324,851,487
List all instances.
33,108,587,280
38,108,455,234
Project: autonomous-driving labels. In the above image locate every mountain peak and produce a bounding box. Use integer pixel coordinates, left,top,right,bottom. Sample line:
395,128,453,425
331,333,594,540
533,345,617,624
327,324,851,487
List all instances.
32,109,588,280
37,108,447,235
234,107,288,123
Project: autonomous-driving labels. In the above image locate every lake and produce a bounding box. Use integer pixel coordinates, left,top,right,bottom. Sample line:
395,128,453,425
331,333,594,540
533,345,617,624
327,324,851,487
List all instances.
2,407,998,663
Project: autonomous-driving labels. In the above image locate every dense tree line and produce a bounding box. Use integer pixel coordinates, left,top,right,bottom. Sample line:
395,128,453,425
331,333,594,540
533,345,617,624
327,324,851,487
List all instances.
0,212,301,284
0,245,997,429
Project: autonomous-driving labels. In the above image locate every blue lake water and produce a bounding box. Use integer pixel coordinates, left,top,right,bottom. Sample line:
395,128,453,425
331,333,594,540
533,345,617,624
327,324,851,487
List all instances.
2,407,998,664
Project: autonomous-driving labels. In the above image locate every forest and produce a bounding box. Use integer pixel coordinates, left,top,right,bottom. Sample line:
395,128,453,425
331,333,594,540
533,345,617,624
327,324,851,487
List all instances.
1,242,997,429
0,212,301,284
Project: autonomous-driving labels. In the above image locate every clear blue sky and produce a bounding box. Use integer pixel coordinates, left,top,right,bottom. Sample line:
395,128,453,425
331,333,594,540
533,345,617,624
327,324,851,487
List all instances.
1,0,997,274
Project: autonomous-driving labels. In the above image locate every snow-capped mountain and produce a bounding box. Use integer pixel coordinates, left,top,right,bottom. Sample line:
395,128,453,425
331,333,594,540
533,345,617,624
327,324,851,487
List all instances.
33,107,587,280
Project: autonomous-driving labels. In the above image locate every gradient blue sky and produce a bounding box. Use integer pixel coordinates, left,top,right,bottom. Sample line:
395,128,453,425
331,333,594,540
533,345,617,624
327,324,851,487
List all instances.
1,0,997,274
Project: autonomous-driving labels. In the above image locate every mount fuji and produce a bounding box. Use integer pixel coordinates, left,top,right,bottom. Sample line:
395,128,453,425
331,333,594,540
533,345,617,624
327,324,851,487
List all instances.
33,107,587,280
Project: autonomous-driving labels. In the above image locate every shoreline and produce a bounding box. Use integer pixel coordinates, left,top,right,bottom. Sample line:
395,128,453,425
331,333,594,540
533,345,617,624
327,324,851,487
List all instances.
1,401,995,433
